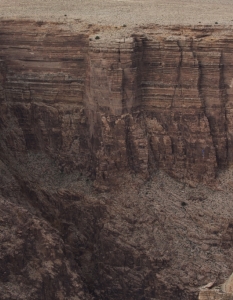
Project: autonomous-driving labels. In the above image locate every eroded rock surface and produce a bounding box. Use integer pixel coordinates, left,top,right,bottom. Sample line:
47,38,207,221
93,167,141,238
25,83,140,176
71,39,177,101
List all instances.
2,22,233,186
199,273,233,300
1,20,233,300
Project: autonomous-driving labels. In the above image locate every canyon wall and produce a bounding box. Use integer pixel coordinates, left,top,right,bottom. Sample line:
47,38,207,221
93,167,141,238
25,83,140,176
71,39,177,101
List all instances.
1,20,233,300
1,22,233,187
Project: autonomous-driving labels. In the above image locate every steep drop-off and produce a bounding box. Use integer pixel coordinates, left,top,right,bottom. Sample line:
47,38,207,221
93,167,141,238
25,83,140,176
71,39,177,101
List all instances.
1,20,233,300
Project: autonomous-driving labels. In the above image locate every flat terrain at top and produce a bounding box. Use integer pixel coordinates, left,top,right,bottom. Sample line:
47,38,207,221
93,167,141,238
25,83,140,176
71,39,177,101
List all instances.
1,0,233,26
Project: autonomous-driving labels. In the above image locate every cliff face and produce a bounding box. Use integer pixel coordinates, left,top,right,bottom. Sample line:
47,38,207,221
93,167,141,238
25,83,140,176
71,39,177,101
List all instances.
2,21,233,186
1,20,233,300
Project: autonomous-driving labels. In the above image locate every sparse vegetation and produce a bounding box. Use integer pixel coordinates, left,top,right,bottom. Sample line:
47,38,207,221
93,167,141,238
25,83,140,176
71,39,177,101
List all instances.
95,36,100,40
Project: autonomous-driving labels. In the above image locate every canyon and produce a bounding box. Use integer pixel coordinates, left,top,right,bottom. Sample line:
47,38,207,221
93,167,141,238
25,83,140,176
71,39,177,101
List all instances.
1,17,233,300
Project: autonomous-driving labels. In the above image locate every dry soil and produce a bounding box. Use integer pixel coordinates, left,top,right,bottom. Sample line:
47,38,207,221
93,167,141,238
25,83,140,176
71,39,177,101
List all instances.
1,0,233,26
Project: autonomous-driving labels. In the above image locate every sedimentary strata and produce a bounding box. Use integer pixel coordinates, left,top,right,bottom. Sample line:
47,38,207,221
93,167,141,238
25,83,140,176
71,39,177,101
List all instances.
1,20,233,299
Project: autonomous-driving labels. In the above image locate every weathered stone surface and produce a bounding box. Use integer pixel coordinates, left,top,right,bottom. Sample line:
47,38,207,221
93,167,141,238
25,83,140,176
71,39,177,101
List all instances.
2,22,233,187
2,21,233,300
199,289,233,300
199,273,233,300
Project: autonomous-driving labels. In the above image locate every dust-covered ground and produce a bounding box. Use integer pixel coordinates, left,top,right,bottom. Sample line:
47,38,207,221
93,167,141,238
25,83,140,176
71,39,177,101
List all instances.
0,0,233,26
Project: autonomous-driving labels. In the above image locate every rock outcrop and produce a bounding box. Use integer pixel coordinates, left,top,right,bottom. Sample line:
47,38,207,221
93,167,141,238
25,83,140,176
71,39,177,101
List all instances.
199,273,233,300
1,20,233,300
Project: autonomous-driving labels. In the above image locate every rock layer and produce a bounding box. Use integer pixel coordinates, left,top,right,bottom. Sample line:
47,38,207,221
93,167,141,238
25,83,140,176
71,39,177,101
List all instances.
2,22,233,186
1,20,233,300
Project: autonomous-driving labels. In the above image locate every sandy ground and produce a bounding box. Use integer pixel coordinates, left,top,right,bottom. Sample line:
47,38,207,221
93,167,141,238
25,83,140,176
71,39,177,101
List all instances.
1,0,233,26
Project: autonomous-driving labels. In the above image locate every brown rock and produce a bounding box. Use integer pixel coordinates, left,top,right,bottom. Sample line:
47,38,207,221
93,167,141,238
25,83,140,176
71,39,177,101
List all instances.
2,20,233,300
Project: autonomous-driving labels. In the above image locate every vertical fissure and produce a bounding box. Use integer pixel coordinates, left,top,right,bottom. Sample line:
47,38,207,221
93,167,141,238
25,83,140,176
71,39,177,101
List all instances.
197,55,219,170
219,50,229,167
